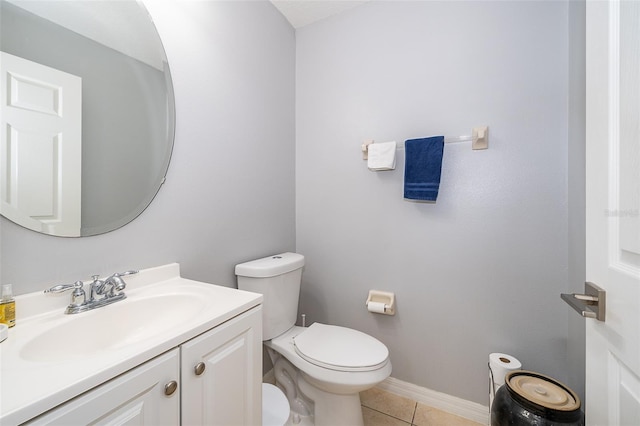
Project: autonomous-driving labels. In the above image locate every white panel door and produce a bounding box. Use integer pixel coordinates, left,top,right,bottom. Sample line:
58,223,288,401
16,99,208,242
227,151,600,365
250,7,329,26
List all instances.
181,307,262,426
26,349,180,425
586,1,640,424
0,51,81,236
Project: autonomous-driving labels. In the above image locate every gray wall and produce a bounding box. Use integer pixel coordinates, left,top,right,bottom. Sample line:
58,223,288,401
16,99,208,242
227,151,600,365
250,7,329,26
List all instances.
567,0,586,404
0,0,296,293
295,0,573,405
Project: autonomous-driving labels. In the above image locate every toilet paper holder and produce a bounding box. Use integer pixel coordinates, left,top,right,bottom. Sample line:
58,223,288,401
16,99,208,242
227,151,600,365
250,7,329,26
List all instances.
366,290,396,315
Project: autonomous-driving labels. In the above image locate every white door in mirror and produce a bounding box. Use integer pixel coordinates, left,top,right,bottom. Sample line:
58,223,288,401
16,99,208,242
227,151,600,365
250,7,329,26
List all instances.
0,52,82,236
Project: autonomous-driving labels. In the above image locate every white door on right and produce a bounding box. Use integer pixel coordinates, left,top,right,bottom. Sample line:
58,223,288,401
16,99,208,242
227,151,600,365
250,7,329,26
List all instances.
585,1,640,424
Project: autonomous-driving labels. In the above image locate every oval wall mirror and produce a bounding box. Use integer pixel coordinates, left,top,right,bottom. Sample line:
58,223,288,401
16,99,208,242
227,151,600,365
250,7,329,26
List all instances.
0,0,175,237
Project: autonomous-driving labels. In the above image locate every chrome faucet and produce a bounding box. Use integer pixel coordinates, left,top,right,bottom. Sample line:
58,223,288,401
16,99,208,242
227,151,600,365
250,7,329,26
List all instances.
45,270,138,314
89,275,106,302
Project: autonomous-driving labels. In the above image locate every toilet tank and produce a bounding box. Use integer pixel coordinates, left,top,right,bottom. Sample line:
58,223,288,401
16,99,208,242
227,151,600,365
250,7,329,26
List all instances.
235,252,305,340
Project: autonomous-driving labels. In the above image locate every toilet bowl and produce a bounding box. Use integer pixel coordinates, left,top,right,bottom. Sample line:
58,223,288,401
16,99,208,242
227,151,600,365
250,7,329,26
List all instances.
236,253,392,426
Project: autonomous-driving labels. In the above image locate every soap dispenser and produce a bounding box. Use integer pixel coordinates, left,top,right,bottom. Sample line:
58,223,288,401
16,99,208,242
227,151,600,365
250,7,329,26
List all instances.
0,284,16,327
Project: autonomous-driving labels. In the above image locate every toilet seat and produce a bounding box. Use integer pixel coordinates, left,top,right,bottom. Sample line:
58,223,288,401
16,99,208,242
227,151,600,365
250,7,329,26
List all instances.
293,323,389,372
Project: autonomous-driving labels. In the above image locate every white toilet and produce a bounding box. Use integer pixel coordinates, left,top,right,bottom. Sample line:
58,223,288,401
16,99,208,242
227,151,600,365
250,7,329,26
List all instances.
236,252,392,426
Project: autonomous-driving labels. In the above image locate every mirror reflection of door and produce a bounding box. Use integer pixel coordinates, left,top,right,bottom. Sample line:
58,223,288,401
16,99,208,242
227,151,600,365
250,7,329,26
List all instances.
0,51,82,236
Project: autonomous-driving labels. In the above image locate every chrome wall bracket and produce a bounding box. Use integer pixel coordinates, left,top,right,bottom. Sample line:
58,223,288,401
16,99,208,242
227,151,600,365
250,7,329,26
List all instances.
561,281,606,321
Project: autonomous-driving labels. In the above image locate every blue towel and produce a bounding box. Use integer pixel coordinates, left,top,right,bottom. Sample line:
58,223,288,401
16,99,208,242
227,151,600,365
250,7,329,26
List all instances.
404,136,444,201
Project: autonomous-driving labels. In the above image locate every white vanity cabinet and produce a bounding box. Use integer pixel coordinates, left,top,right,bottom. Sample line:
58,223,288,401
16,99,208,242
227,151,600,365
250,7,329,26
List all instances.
24,306,262,426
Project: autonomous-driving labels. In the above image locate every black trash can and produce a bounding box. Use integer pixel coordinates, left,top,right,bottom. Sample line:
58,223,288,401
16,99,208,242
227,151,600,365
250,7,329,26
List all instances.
491,370,584,426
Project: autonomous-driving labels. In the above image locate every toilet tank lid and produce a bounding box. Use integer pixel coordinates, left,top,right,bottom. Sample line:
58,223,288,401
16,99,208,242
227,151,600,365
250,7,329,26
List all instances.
235,252,305,278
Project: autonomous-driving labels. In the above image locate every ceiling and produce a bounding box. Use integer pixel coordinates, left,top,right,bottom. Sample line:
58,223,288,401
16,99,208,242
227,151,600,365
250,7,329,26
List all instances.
270,0,370,28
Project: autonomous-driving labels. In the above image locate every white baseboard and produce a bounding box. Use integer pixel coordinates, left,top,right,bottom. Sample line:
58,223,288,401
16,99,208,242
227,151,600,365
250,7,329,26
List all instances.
377,377,489,425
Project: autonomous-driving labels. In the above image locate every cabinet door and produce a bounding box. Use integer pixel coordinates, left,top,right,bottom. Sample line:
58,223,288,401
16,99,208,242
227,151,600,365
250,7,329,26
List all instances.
26,349,180,425
181,306,262,426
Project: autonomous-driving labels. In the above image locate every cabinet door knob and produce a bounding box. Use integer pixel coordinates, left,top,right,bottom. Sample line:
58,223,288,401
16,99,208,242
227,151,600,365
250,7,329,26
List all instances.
164,380,178,396
194,362,206,376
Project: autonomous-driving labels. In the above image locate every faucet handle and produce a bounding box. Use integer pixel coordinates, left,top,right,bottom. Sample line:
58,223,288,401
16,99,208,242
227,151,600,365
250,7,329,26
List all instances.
107,270,137,292
45,281,86,307
45,280,84,294
117,270,139,277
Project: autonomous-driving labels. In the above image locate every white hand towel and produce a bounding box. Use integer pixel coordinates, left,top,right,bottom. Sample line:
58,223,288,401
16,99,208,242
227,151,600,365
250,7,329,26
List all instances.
367,141,397,171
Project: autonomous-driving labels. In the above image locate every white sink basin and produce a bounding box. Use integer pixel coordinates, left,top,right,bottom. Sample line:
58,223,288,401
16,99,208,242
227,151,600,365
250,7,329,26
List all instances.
20,293,207,362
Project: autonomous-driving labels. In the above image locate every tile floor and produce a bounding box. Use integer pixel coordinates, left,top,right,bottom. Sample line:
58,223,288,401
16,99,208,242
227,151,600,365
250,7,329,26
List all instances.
360,388,484,426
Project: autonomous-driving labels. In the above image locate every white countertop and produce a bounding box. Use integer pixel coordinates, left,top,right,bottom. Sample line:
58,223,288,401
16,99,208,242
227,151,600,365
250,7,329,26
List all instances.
0,263,262,425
